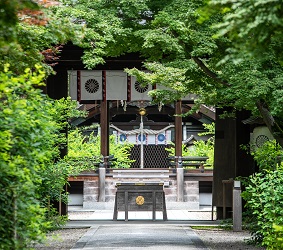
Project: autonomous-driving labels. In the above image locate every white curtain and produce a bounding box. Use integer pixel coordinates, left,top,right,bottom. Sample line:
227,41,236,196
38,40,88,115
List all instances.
80,70,103,100
106,70,127,100
130,76,152,101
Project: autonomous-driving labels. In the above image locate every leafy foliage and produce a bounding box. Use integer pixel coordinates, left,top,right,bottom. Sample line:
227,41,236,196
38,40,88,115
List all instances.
0,0,83,74
242,166,283,248
0,65,53,249
4,0,281,147
62,128,135,169
108,134,135,168
241,140,283,248
186,123,215,166
52,0,283,147
251,140,283,172
0,65,84,249
0,0,38,44
2,1,283,247
207,0,283,63
166,123,215,167
272,224,283,249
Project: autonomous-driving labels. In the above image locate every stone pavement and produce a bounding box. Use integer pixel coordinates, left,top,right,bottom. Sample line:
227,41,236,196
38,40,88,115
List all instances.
67,207,219,249
70,224,209,249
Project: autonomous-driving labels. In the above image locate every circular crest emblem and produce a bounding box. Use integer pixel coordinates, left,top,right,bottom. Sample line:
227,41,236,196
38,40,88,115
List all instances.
119,134,127,142
136,195,145,206
138,134,146,142
134,81,149,93
255,135,269,148
85,79,100,93
157,134,165,142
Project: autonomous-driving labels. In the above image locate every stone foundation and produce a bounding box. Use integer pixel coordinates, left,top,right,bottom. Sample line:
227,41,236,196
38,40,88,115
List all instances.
68,169,212,210
82,177,200,210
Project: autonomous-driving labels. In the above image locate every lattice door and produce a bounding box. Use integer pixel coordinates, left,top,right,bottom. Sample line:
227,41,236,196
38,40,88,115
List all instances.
130,145,170,168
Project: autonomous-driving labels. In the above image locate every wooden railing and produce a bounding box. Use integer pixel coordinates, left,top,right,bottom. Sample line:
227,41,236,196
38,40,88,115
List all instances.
167,156,209,172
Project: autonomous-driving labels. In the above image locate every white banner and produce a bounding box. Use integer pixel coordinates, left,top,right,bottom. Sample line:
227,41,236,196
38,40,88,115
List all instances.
113,128,172,145
106,70,127,100
80,70,103,101
130,76,152,101
69,70,196,102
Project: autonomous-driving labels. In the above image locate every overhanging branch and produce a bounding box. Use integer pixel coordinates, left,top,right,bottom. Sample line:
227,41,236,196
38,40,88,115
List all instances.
192,56,230,87
256,100,283,148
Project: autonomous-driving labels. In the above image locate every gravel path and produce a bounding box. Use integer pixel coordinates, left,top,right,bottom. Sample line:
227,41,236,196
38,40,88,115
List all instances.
32,228,89,250
32,227,266,250
194,228,266,250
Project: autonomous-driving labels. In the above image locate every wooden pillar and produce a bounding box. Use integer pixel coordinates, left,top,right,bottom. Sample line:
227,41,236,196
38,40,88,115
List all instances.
100,100,109,157
99,98,109,202
100,70,109,157
175,100,183,158
175,100,183,202
213,109,253,219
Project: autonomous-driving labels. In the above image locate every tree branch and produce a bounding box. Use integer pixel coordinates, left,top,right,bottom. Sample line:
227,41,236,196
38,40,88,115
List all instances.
192,56,230,87
256,100,283,148
192,57,283,146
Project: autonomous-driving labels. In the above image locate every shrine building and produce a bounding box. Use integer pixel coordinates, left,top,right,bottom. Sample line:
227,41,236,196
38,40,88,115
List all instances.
46,44,258,219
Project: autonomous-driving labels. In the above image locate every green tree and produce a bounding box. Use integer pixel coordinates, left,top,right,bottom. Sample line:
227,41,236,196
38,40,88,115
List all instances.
124,0,283,148
0,65,54,249
0,65,84,249
0,2,86,248
0,0,38,44
0,0,83,74
242,167,283,249
46,0,283,148
239,140,283,247
207,0,283,62
202,0,283,147
27,0,279,150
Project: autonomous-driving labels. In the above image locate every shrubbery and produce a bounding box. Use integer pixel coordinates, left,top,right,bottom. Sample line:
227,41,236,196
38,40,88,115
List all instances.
242,140,283,249
166,123,214,167
62,128,135,170
0,65,83,249
0,64,135,249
